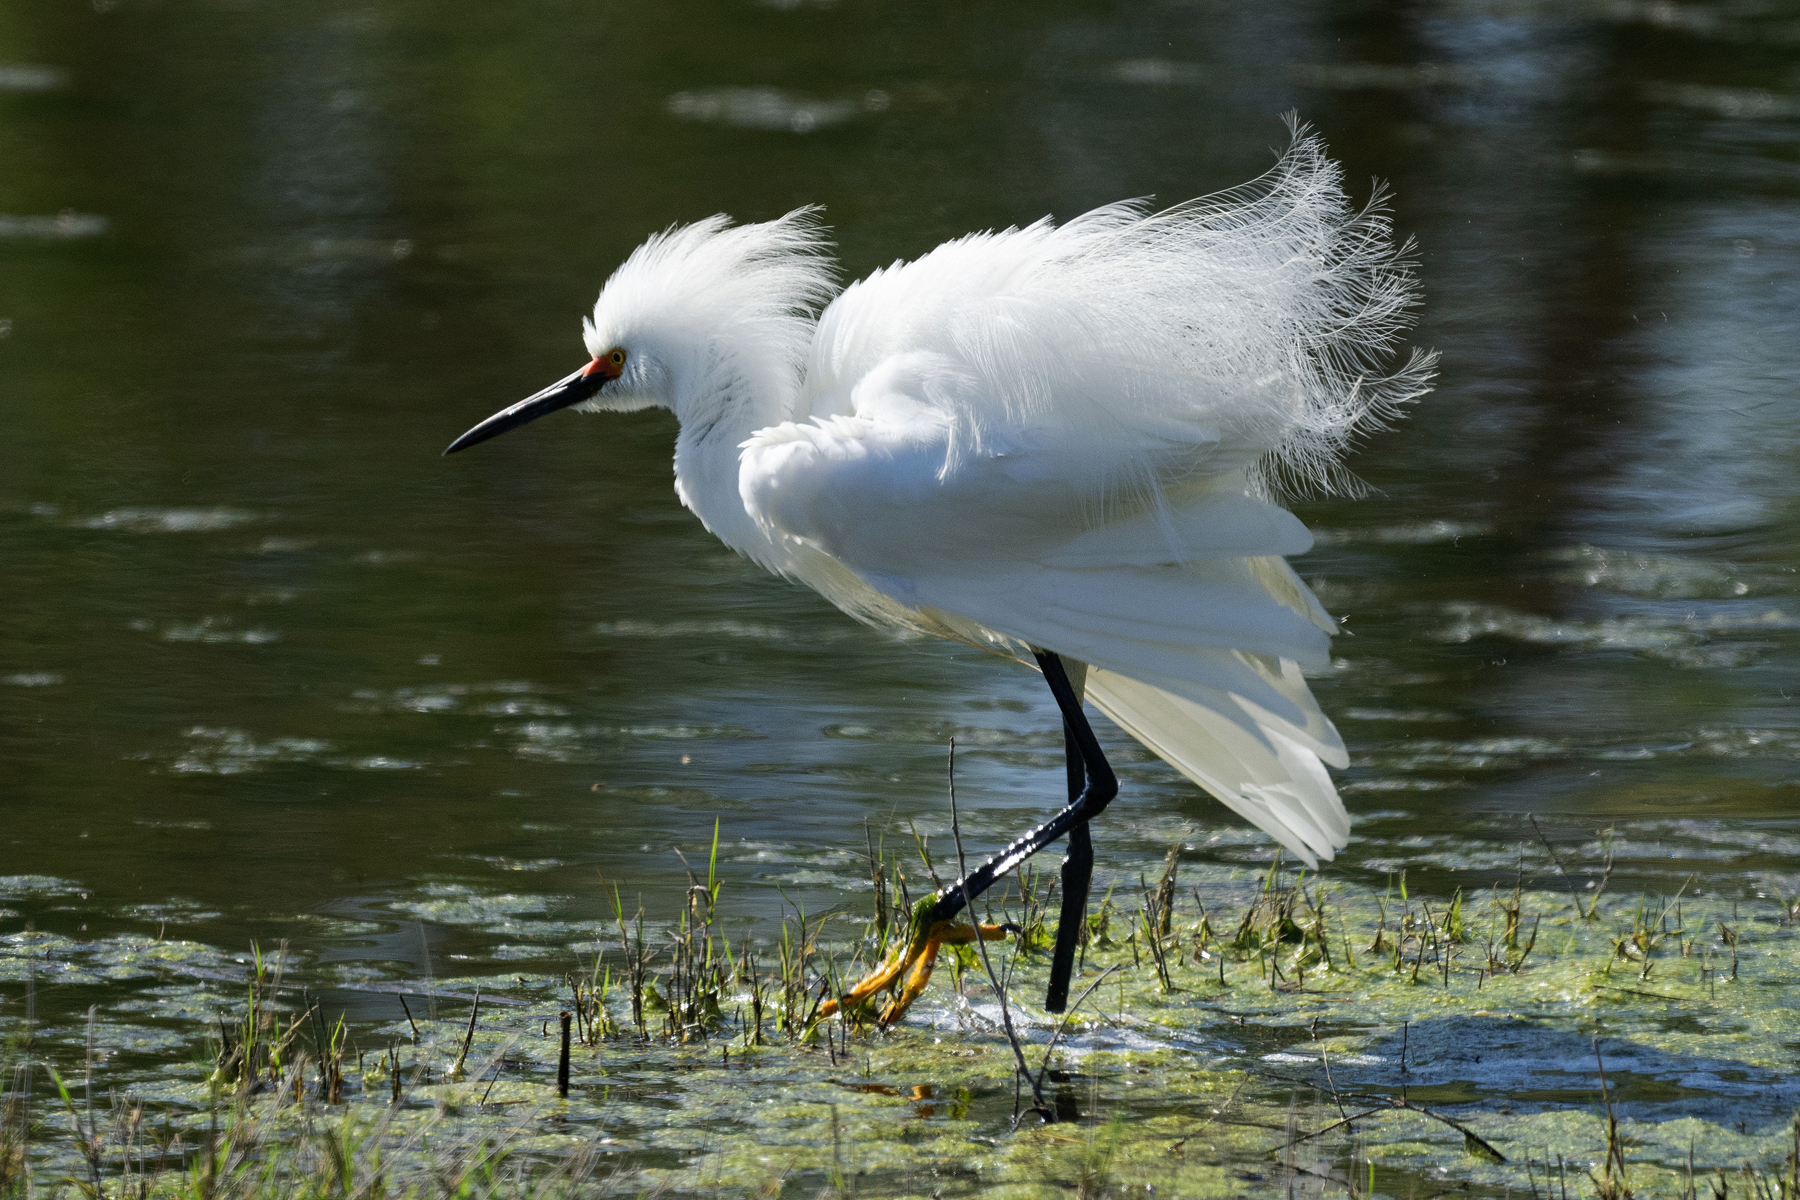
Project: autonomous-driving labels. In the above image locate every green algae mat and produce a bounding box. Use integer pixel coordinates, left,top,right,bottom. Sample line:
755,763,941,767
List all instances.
8,824,1800,1199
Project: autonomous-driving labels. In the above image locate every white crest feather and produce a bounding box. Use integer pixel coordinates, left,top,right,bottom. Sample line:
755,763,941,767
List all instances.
582,207,838,425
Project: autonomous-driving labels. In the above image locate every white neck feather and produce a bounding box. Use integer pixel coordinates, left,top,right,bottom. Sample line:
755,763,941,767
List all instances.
578,207,836,565
669,347,795,559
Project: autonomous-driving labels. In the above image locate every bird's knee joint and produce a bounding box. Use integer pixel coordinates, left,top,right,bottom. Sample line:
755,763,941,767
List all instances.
1082,778,1118,812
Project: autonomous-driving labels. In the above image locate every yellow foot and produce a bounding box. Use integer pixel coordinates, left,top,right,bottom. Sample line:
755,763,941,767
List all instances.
817,920,1011,1025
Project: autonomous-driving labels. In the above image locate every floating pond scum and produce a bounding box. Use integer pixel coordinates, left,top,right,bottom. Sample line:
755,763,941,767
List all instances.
6,825,1800,1200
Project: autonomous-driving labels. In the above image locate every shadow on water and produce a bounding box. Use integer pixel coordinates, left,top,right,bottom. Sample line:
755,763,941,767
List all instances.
1356,1016,1800,1127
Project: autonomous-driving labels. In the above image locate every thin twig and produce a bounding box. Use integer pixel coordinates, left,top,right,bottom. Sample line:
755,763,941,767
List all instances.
477,1031,522,1108
1287,1105,1390,1147
1388,1096,1506,1163
1267,1068,1508,1164
454,987,482,1076
1032,964,1122,1101
1529,813,1589,914
1594,1036,1626,1183
396,993,420,1043
1286,1093,1504,1162
947,739,1050,1120
1167,1076,1249,1152
1319,1044,1349,1124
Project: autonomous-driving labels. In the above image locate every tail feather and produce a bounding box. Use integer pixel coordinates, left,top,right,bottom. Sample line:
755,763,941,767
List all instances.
1085,667,1349,866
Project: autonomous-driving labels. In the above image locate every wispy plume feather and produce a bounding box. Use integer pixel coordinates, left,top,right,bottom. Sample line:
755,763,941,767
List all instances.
807,119,1433,503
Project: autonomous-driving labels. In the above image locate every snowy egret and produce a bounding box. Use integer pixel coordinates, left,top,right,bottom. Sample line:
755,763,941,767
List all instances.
446,124,1433,1019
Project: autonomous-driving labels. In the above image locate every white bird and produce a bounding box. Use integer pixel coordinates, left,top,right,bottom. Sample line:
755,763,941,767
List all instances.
446,123,1434,1020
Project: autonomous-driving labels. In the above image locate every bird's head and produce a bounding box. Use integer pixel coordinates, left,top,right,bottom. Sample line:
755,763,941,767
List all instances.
444,209,835,456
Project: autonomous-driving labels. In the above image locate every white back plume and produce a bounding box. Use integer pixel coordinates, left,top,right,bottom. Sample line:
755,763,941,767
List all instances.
802,120,1434,503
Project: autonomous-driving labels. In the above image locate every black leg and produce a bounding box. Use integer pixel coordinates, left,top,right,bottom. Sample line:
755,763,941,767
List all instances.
927,652,1118,1006
1045,802,1093,1012
1063,712,1087,804
1047,688,1102,1011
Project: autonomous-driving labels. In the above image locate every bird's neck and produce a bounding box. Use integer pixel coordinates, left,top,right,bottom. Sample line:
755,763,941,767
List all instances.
669,363,794,560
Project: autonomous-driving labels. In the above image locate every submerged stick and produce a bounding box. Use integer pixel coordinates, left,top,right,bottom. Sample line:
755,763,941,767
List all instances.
396,993,420,1044
1285,1092,1505,1163
454,986,482,1077
1593,1037,1626,1185
557,1011,572,1098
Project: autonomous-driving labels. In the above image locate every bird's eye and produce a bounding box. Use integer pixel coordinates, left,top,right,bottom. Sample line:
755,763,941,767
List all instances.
609,349,626,366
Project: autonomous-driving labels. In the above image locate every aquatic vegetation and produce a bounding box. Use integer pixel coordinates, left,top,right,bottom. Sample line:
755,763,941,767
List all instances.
8,822,1800,1197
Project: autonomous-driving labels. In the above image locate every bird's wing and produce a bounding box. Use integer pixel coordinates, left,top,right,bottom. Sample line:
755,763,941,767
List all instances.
795,124,1434,503
740,382,1352,863
766,124,1430,581
743,354,1309,576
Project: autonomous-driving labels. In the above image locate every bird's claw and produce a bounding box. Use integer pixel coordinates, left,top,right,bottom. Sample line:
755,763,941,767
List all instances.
816,912,1012,1025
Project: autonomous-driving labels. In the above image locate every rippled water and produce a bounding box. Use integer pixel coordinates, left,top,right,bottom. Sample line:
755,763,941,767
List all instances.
3,0,1799,1188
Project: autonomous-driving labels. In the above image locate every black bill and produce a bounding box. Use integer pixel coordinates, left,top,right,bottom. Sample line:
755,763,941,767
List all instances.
442,365,604,455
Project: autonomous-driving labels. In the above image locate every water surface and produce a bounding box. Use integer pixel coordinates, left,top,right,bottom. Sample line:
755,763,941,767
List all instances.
3,0,1799,1187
